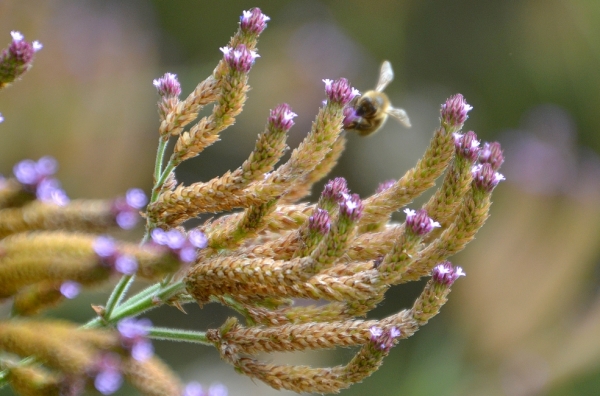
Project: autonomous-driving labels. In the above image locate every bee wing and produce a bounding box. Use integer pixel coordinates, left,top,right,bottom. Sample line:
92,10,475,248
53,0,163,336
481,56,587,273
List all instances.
375,61,394,92
387,106,411,128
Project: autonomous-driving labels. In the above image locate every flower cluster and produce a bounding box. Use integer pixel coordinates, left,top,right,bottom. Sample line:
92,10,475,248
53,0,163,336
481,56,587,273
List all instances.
0,7,504,396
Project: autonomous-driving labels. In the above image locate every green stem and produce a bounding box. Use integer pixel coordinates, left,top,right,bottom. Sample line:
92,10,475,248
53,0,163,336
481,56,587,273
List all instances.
148,327,210,345
153,137,169,188
84,280,186,329
103,274,135,319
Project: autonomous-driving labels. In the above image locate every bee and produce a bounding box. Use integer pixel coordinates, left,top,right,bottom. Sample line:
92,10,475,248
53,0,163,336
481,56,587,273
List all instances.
344,60,411,136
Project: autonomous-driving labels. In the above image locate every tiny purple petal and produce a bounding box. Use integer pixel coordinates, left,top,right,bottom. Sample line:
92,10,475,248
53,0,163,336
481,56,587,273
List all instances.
13,159,40,185
118,318,151,339
164,229,186,249
10,31,24,42
342,106,360,129
151,228,168,245
153,72,181,98
183,382,204,396
208,383,228,396
441,94,472,127
321,177,349,204
32,41,42,52
432,261,466,286
389,327,401,338
179,247,197,263
479,141,504,171
455,131,480,162
308,208,331,235
369,326,383,338
240,8,270,35
222,44,258,73
95,370,122,395
115,255,138,275
131,339,154,362
188,229,208,249
93,236,117,258
47,187,70,206
126,188,147,209
376,179,396,193
472,163,505,192
323,78,357,106
60,281,81,299
116,211,139,230
339,193,363,221
35,156,58,177
406,209,439,236
0,113,4,123
268,103,297,131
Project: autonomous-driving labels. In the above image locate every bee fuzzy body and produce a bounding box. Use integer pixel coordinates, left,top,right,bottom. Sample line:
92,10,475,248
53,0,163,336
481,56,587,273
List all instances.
343,61,410,137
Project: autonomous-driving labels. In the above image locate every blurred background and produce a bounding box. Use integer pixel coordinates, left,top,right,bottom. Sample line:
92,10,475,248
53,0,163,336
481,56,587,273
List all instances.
1,0,600,395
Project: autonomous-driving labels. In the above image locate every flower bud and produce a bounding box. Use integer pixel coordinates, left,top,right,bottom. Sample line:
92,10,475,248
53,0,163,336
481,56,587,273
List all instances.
339,193,363,222
152,72,181,98
441,94,472,128
454,131,480,162
220,44,259,73
432,261,465,286
369,326,401,352
240,8,270,35
479,141,504,171
323,78,360,106
268,103,297,131
472,163,505,192
404,208,440,236
308,208,331,235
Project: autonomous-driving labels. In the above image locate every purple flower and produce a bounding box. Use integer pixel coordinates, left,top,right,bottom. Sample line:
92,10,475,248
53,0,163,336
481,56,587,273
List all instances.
454,131,480,162
308,208,331,235
220,44,259,73
321,177,349,204
115,211,138,230
117,318,154,362
0,113,4,123
441,94,472,127
479,141,504,171
14,159,42,185
268,103,297,131
183,382,205,396
472,163,505,192
35,156,58,177
208,383,228,396
36,178,69,205
188,229,208,249
153,72,181,98
126,188,148,209
93,353,123,395
151,228,207,263
342,106,361,129
112,188,147,230
376,179,396,193
94,236,140,275
12,157,69,204
114,255,138,275
323,78,359,106
240,8,270,35
93,236,117,258
1,31,41,84
404,208,440,236
60,281,81,299
432,261,466,286
369,326,401,352
339,193,363,221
